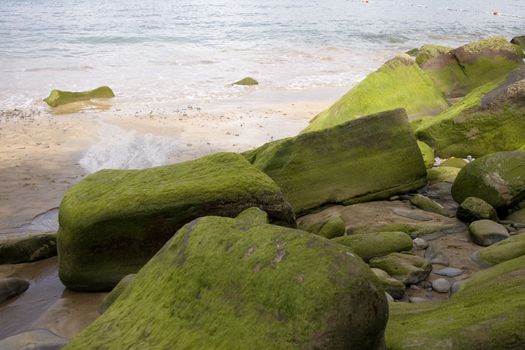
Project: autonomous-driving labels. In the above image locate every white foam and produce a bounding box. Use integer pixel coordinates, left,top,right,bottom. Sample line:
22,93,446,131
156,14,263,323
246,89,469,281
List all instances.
79,121,181,173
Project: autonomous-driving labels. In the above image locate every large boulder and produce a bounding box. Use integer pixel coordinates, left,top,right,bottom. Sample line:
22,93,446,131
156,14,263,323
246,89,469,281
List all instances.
386,254,525,349
416,66,525,158
304,55,449,132
457,197,499,223
333,232,413,262
58,152,296,291
451,151,525,211
0,233,57,264
245,109,428,214
43,86,114,107
64,209,388,350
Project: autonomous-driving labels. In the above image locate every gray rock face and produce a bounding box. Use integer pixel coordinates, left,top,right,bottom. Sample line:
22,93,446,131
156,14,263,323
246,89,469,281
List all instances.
469,220,510,246
431,278,451,293
0,278,30,304
0,329,67,350
457,197,499,224
434,267,463,277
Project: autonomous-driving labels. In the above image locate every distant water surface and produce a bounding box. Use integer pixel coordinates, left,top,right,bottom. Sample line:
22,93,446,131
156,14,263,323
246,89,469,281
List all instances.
0,0,524,114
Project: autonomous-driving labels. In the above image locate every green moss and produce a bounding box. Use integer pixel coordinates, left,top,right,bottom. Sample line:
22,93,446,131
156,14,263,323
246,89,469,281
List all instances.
426,166,460,184
369,252,431,285
0,233,56,264
351,222,464,239
298,214,346,239
64,210,388,350
439,157,467,169
99,274,136,314
415,45,453,66
233,77,258,86
409,194,450,217
304,56,449,132
386,255,525,349
507,207,525,223
58,152,296,291
245,109,427,214
476,232,525,266
371,268,406,299
417,141,434,168
333,231,413,262
43,86,114,107
457,197,499,223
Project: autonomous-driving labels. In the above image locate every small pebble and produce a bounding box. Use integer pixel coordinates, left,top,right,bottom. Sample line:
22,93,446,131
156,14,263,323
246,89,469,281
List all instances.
432,278,451,293
413,238,429,250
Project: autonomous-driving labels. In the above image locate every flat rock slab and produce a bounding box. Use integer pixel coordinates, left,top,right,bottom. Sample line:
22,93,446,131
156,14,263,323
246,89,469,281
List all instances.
0,329,67,350
434,267,463,278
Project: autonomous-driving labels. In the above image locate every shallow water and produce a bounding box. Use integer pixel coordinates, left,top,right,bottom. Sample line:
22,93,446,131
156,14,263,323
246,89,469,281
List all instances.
1,0,524,115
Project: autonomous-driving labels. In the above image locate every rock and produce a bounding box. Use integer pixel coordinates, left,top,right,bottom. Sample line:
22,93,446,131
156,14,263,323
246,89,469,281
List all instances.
333,231,413,262
439,157,468,169
391,208,433,221
451,151,525,211
297,213,345,239
43,86,114,107
469,220,510,246
386,255,525,349
507,207,525,224
233,77,258,86
417,140,435,169
426,166,460,184
410,194,450,217
434,267,463,277
424,244,449,266
58,152,295,291
416,68,525,158
412,238,429,250
431,278,450,293
385,292,394,302
369,253,432,285
0,277,30,303
245,109,428,214
457,197,499,224
303,55,449,132
354,222,465,240
408,297,429,303
0,329,67,350
99,274,136,314
0,233,57,264
511,35,525,49
473,232,525,266
371,268,406,299
64,209,388,350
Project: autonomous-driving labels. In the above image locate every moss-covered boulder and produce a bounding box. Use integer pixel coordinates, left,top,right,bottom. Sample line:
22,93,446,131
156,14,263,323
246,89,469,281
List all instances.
409,194,450,217
245,109,428,214
439,157,468,169
369,253,432,285
64,210,388,350
469,220,509,246
233,77,258,86
58,152,296,291
427,166,460,184
304,55,449,132
416,66,525,158
417,141,435,168
451,151,525,211
43,86,114,107
297,213,346,239
473,232,525,267
457,197,499,223
386,255,525,349
0,233,56,264
333,232,413,262
371,268,406,300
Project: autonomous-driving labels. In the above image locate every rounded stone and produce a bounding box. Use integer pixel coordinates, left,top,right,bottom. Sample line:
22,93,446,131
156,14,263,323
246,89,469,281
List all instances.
469,220,510,246
432,278,451,293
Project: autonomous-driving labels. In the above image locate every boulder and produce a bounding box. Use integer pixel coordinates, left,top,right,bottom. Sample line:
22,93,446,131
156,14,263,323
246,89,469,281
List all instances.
507,207,525,224
409,194,450,217
245,109,428,214
416,67,525,158
99,274,136,314
304,55,449,132
473,232,525,266
451,151,525,211
427,166,460,184
369,253,432,285
333,231,413,262
233,77,258,86
297,213,346,239
0,233,57,264
0,277,29,303
0,329,67,350
469,220,509,246
58,152,296,291
417,141,435,169
439,157,468,169
511,35,525,49
371,268,406,299
43,86,114,107
457,197,499,223
64,209,388,350
386,255,525,349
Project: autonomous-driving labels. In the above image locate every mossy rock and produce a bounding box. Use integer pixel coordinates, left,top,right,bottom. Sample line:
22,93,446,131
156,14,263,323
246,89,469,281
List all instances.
511,35,525,50
297,213,346,239
99,274,136,314
457,197,499,224
369,252,432,285
426,166,460,184
439,157,468,169
417,140,435,168
0,233,56,264
474,232,525,266
451,151,525,211
43,86,114,107
64,209,388,350
386,254,525,349
352,222,464,240
245,109,428,214
333,231,413,262
0,277,30,304
507,207,525,224
416,67,525,158
409,194,450,217
469,220,509,247
233,77,258,86
371,268,406,299
304,55,449,132
57,152,296,291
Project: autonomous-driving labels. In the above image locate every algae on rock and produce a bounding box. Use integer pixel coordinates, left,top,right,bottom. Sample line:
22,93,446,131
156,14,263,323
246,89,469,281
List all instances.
43,86,114,107
333,232,413,262
474,232,525,266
